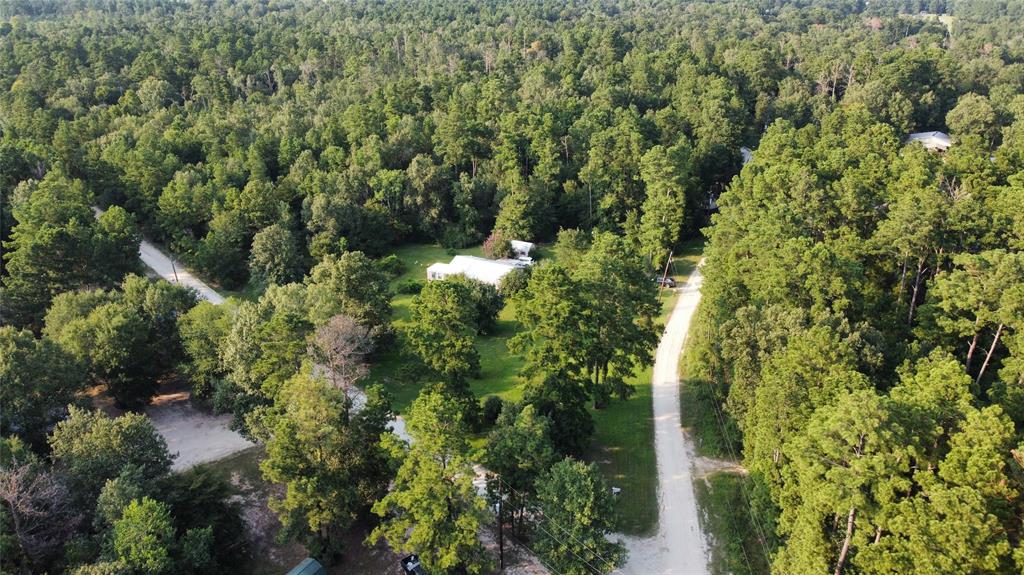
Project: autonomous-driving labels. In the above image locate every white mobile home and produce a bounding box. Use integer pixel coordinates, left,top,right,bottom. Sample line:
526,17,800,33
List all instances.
426,255,527,286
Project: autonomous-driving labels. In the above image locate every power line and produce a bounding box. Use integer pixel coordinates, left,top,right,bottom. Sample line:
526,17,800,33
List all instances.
496,476,617,575
493,475,630,575
692,370,774,567
504,528,564,575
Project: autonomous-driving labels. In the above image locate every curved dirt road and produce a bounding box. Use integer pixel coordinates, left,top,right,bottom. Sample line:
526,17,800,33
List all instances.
92,206,224,304
621,264,708,574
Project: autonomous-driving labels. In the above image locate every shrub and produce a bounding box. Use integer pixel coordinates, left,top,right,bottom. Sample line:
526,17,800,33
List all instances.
395,279,424,295
498,266,531,296
482,395,504,427
444,275,502,334
378,254,405,277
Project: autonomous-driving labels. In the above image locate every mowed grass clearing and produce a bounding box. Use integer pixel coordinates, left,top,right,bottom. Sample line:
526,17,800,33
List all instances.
364,243,551,412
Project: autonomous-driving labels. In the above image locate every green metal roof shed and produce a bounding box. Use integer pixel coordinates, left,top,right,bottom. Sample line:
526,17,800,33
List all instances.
285,558,326,575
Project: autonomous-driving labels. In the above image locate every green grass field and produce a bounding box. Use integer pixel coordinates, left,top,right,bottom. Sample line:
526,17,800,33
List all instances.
694,472,771,575
363,243,534,412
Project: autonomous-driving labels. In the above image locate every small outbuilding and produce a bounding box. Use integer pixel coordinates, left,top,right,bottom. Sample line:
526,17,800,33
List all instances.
509,240,535,260
401,554,429,574
906,131,951,152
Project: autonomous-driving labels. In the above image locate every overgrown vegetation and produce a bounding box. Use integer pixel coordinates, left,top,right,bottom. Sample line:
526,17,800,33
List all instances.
695,473,772,575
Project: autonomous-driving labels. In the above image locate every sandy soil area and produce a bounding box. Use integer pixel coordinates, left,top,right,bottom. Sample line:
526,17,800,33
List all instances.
620,264,709,575
146,386,254,471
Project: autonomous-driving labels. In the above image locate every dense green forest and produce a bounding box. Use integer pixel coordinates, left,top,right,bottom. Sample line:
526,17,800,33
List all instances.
2,0,1024,573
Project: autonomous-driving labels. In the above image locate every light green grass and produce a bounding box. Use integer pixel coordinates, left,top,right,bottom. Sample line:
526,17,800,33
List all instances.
364,243,543,413
588,287,677,536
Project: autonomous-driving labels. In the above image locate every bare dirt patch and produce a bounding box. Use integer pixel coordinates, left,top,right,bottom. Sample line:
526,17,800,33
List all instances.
145,382,254,471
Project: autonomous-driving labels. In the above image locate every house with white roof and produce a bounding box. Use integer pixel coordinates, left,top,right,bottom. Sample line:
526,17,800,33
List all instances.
907,131,951,152
426,255,529,286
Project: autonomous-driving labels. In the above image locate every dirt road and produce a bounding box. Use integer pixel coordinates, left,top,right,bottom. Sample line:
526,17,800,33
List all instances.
621,264,708,574
138,237,225,304
92,206,224,304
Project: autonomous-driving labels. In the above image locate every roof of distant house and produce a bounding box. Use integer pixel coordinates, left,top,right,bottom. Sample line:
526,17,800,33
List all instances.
907,131,951,151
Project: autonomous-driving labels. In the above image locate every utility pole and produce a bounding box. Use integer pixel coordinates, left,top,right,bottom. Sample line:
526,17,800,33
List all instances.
171,260,180,284
660,250,673,290
497,476,505,569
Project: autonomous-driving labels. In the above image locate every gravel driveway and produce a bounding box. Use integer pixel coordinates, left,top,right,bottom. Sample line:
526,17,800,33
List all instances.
621,264,709,574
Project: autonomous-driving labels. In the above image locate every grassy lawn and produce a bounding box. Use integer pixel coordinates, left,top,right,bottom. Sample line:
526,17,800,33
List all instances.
588,287,676,536
695,472,771,575
364,243,540,413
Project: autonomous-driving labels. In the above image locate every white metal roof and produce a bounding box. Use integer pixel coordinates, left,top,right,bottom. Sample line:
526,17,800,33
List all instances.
427,255,524,285
907,131,951,151
510,240,535,257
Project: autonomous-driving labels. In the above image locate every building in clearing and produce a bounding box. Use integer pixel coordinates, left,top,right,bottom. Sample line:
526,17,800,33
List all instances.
426,255,528,286
510,240,535,260
907,131,951,152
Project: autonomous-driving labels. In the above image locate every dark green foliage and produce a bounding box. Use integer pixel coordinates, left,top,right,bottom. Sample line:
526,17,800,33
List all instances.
497,266,531,296
405,280,481,383
177,301,233,398
0,326,85,447
394,278,424,295
688,95,1024,572
4,0,1024,571
378,254,405,277
442,274,503,335
1,173,139,327
48,407,172,508
533,458,626,575
42,276,197,408
306,251,392,337
257,373,395,564
481,395,504,427
157,468,248,572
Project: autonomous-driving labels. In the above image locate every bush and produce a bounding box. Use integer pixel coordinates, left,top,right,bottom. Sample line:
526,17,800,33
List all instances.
482,395,504,427
395,279,424,295
482,230,513,259
443,275,502,334
378,254,405,277
498,266,531,296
